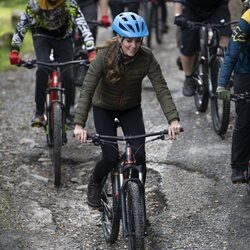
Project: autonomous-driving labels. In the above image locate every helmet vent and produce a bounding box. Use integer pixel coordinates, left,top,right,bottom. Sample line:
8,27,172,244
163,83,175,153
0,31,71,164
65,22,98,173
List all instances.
127,24,135,32
119,23,129,32
135,23,139,32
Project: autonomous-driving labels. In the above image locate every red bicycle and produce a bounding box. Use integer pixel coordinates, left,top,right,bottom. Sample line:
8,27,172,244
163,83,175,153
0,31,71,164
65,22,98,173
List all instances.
19,59,88,187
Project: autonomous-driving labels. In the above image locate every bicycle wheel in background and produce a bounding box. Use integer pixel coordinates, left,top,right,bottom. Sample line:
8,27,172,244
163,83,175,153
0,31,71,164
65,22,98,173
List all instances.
210,56,231,135
51,102,62,186
101,173,120,243
193,50,209,112
144,2,163,48
155,3,163,44
126,181,144,250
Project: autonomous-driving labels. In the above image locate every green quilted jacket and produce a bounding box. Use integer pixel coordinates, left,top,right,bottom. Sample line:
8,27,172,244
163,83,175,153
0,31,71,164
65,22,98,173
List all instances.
74,45,179,127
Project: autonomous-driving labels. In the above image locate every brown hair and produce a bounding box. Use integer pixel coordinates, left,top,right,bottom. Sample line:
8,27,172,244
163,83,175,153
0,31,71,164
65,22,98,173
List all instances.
96,37,123,84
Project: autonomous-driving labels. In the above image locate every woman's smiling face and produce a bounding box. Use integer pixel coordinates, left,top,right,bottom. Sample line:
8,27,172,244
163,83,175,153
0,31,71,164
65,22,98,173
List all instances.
119,37,142,57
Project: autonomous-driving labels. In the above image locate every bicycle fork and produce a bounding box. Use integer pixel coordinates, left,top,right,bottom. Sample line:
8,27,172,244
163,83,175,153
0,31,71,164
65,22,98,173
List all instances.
45,71,66,146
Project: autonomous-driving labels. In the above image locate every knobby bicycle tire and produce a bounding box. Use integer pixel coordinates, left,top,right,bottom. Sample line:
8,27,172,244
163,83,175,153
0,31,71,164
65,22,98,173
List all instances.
51,102,62,186
126,181,144,250
101,173,120,243
210,57,231,135
193,49,209,112
155,4,163,44
144,1,152,48
145,2,163,48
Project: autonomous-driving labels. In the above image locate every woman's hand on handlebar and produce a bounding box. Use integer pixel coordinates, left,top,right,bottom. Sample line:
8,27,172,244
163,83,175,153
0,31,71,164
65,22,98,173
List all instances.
168,120,182,140
73,124,87,143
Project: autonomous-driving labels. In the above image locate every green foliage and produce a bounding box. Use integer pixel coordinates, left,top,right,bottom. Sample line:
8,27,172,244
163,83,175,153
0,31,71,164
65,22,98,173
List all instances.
0,0,27,8
0,1,33,71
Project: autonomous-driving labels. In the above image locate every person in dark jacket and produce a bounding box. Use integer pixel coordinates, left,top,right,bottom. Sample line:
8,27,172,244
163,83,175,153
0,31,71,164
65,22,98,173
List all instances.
173,0,231,96
73,12,182,208
217,0,250,184
10,0,95,127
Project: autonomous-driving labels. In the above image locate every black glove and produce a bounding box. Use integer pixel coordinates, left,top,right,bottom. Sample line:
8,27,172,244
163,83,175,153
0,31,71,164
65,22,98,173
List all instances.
174,14,188,28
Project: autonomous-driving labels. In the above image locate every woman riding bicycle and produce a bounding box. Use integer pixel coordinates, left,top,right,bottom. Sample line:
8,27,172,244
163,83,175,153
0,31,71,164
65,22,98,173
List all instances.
10,0,95,127
73,12,182,207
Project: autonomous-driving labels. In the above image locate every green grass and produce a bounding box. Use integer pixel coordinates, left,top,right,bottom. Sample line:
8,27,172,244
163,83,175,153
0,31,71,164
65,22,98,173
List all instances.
0,3,34,72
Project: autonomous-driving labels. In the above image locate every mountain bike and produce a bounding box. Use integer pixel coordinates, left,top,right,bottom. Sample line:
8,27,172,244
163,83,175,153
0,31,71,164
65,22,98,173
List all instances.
19,59,88,187
188,20,238,135
71,20,104,107
230,92,250,194
141,0,166,48
87,128,182,249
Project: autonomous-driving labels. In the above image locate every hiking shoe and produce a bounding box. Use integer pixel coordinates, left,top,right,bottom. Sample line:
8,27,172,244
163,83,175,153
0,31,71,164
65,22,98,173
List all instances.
183,77,196,97
87,175,102,208
231,168,247,184
31,112,44,127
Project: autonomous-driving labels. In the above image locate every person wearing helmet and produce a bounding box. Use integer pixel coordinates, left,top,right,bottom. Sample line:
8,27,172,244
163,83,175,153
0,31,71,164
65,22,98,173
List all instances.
216,2,250,184
9,0,95,127
73,12,182,208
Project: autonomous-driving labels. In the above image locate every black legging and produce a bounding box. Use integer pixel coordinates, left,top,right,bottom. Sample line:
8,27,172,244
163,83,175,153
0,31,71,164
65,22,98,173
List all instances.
33,36,74,116
231,73,250,170
92,105,146,183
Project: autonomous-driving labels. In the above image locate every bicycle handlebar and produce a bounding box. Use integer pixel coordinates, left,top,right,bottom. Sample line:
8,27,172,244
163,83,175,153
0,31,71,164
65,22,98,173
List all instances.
86,20,106,27
231,92,250,102
19,59,89,69
187,19,239,29
87,128,184,145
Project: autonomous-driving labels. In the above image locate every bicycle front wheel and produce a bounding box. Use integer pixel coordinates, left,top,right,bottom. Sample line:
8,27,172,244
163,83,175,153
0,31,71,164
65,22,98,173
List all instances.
101,173,120,243
51,102,62,186
126,181,144,250
210,56,231,135
193,52,209,112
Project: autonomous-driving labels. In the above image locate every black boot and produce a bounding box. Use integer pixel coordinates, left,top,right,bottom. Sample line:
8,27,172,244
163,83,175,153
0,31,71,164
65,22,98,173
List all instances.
87,174,102,207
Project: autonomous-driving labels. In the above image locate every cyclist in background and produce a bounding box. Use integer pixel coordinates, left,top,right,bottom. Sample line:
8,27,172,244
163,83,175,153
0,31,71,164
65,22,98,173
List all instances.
73,12,182,208
109,0,140,20
76,0,111,42
217,0,250,184
9,0,95,127
173,0,231,96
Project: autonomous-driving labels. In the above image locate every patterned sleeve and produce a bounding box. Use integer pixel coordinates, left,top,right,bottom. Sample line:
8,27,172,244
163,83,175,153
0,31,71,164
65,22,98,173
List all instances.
11,6,35,51
69,0,95,51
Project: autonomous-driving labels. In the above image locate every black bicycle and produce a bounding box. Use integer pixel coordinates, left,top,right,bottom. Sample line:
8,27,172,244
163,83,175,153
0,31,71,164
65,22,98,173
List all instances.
231,92,250,194
188,19,238,135
19,59,88,186
88,129,176,249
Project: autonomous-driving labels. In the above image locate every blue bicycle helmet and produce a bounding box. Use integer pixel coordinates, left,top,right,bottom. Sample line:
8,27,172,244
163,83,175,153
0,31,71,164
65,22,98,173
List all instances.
112,12,149,38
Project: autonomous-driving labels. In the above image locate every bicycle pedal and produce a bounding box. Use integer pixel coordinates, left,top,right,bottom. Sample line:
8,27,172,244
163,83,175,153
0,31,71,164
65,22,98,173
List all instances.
31,123,43,128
